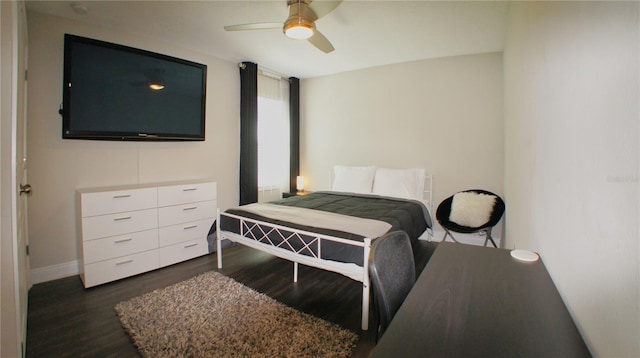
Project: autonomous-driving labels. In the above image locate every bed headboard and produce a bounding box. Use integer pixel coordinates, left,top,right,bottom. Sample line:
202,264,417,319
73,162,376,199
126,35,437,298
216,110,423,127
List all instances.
422,173,434,219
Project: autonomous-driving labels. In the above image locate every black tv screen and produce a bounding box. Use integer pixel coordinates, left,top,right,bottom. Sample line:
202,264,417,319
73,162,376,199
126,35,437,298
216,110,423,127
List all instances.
62,34,207,141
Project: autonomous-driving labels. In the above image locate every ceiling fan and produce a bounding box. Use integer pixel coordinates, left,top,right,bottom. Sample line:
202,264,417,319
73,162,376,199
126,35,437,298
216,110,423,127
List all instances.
224,0,342,53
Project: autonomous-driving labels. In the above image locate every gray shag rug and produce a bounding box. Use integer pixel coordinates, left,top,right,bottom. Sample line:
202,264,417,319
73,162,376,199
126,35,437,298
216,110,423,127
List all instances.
115,271,358,357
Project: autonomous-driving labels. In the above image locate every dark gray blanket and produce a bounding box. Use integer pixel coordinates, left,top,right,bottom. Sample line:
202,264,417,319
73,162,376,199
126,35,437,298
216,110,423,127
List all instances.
271,191,431,240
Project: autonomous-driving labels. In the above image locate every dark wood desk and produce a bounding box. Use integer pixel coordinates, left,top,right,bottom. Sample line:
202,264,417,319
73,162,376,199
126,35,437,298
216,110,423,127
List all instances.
370,242,590,357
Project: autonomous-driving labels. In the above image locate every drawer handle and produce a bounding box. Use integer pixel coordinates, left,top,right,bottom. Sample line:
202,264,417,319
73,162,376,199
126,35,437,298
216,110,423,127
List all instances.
182,188,197,192
114,238,133,244
184,243,198,248
183,206,197,211
115,259,133,265
113,216,132,221
113,194,131,199
183,225,198,230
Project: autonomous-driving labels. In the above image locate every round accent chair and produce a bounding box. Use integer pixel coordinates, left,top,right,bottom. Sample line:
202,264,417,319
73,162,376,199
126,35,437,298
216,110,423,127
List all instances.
435,189,505,248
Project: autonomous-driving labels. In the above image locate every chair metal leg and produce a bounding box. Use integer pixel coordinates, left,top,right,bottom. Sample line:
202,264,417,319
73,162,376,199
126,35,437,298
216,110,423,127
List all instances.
482,228,498,248
443,227,497,247
441,228,460,243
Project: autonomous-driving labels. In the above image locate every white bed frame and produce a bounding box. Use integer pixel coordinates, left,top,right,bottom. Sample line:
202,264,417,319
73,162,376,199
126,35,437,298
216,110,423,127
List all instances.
216,210,373,330
216,175,433,331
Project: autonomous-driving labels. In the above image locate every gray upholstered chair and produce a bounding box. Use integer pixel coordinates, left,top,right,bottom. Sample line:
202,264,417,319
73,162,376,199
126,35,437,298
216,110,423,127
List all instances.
435,189,505,248
368,231,416,339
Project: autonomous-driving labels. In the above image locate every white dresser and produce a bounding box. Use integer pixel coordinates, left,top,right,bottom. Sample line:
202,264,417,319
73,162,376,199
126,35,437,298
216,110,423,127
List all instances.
77,181,216,288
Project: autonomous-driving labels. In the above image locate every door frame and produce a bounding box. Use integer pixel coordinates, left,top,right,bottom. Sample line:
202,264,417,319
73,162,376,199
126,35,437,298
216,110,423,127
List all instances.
1,1,29,357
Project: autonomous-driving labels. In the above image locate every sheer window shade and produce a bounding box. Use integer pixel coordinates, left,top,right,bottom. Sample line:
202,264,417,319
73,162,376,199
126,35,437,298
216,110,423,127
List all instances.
258,72,290,200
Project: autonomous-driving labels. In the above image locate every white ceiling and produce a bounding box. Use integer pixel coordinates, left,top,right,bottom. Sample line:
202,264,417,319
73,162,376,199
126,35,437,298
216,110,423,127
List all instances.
25,0,508,79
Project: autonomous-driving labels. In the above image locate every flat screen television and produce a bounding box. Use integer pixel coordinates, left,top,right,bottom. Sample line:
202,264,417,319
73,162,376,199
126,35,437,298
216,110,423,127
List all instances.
61,34,207,141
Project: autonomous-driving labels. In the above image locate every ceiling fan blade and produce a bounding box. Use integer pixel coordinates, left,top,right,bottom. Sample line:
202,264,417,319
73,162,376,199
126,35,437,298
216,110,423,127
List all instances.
308,0,342,19
308,30,334,53
224,23,282,31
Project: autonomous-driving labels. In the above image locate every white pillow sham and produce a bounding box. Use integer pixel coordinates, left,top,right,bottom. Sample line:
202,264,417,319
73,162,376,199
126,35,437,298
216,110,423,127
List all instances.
449,191,496,227
372,168,425,200
331,165,377,194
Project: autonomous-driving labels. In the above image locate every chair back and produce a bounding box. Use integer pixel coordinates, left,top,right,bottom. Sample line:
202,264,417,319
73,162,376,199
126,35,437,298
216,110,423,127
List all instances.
368,231,416,337
437,189,505,231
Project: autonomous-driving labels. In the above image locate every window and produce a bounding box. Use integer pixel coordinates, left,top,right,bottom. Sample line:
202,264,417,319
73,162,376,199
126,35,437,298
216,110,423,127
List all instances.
257,72,290,201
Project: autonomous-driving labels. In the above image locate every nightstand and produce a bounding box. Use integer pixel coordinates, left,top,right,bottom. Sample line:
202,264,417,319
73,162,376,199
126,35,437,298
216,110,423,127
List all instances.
282,191,311,198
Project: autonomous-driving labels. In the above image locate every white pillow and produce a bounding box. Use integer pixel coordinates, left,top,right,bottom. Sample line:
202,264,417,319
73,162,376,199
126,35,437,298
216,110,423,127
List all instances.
449,191,497,227
372,168,425,200
331,165,376,194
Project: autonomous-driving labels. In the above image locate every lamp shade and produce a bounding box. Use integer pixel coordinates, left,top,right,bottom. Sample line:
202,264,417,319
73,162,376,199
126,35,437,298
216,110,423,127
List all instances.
296,176,305,192
285,24,313,39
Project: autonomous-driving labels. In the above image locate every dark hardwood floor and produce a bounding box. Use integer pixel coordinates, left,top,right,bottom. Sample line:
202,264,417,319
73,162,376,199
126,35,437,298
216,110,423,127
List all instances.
26,240,438,357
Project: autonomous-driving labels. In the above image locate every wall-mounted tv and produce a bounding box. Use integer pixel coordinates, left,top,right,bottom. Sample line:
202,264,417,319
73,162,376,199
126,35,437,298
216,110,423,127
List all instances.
61,34,207,141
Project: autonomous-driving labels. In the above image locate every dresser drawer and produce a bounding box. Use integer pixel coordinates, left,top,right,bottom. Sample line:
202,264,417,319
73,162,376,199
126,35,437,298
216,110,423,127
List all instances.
80,187,157,217
83,229,158,264
158,218,213,248
159,238,208,267
82,249,159,288
157,182,217,207
158,200,216,227
81,208,158,241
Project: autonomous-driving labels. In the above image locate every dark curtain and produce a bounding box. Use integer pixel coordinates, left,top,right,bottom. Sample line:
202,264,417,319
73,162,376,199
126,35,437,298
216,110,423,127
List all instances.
289,77,300,193
239,62,258,205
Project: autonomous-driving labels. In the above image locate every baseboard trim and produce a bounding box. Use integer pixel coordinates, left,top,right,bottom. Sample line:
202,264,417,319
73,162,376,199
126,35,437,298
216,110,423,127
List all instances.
30,260,80,284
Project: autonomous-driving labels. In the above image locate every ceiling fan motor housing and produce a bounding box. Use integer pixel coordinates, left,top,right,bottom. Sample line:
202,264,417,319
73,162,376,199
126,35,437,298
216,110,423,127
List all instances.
283,0,318,38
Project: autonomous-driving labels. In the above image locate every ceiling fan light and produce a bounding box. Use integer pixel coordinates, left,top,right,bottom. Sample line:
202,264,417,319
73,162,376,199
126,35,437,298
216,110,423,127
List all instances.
284,23,314,40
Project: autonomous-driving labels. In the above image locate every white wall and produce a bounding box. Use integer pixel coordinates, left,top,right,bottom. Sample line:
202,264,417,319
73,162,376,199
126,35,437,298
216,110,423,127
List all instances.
504,2,639,357
26,12,240,274
300,53,504,238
